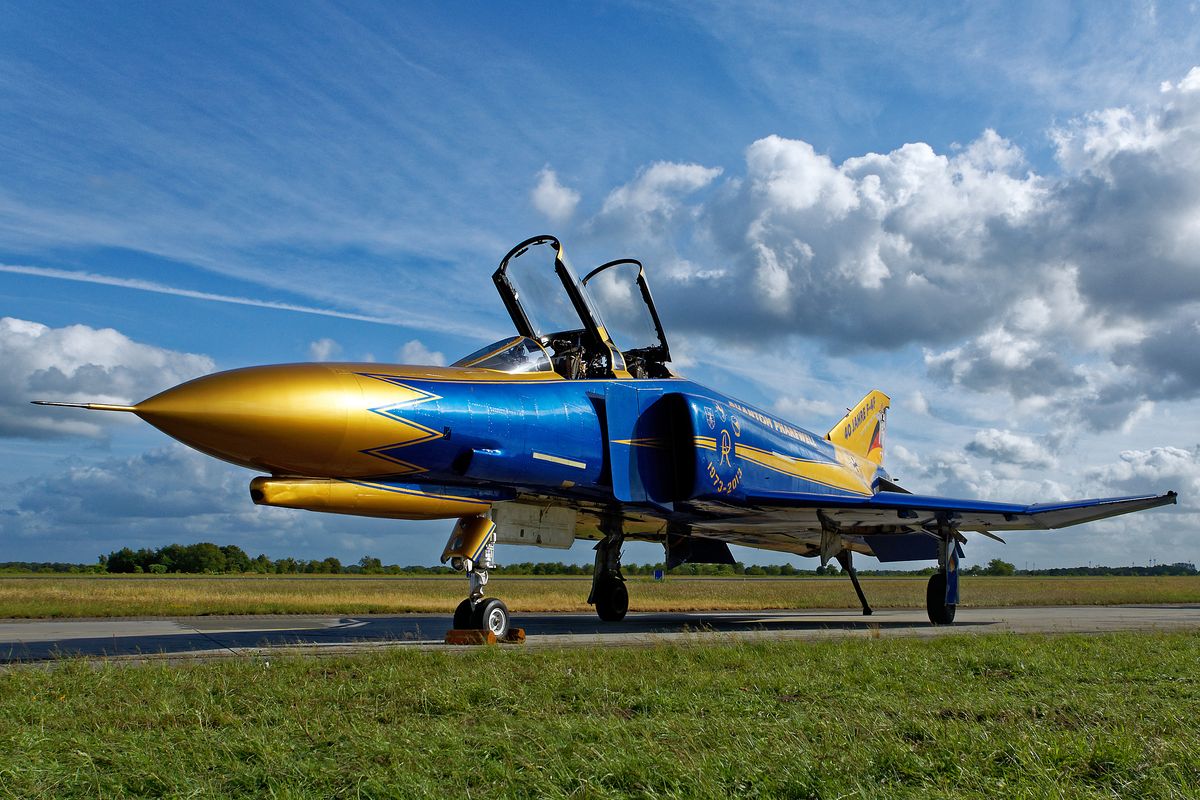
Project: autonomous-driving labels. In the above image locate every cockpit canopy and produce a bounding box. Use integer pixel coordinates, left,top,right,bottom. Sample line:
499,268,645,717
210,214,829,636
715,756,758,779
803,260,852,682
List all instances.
483,235,673,380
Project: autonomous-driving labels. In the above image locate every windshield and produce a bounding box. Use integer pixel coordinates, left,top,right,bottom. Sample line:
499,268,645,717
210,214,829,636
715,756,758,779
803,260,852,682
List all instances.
451,337,554,373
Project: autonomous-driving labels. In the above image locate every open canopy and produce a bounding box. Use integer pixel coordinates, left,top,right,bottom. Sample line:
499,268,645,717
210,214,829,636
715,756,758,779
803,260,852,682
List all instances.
489,236,672,379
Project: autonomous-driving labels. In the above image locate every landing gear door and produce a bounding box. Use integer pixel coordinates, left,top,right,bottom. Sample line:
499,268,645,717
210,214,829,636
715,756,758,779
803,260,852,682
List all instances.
582,259,672,378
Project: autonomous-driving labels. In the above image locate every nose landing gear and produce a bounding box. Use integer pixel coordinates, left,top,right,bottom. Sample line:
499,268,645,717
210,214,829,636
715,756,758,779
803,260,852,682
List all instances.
443,514,511,638
588,518,628,622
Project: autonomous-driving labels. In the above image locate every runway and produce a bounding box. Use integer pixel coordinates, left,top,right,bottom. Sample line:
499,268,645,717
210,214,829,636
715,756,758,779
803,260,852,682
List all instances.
2,604,1197,664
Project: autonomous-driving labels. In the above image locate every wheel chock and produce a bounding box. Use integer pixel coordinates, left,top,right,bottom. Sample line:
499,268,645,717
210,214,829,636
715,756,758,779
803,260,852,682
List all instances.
445,629,497,645
443,627,526,645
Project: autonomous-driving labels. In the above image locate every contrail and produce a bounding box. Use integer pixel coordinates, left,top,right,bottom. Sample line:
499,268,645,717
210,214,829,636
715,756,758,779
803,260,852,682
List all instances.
1,263,409,328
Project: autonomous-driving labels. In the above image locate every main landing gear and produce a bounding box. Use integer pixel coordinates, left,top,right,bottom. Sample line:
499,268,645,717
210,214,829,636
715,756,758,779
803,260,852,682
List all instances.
589,519,628,622
442,515,511,638
926,522,961,626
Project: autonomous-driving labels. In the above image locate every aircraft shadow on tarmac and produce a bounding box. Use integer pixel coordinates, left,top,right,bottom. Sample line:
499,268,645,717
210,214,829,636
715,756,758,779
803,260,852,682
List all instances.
0,612,990,663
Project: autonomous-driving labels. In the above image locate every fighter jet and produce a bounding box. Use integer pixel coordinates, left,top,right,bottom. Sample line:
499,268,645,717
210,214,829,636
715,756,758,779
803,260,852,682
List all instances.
36,235,1177,637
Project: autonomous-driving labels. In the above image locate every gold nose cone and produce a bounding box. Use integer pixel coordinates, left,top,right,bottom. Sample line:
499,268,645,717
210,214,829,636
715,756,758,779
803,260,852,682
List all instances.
136,364,358,474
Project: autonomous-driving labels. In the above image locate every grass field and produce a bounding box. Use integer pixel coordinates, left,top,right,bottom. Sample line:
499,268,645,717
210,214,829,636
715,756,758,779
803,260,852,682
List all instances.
0,632,1196,798
0,574,1198,618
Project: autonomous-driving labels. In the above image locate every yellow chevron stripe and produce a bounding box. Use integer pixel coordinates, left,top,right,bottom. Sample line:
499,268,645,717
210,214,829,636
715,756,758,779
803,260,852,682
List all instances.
736,443,873,495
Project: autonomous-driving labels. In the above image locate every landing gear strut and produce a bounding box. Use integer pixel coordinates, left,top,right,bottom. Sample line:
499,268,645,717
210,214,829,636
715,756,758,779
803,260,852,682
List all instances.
926,521,960,626
589,518,628,622
442,515,511,637
835,550,873,616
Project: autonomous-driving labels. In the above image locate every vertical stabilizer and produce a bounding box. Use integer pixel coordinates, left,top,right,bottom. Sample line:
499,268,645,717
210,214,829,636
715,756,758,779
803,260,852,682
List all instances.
826,390,889,465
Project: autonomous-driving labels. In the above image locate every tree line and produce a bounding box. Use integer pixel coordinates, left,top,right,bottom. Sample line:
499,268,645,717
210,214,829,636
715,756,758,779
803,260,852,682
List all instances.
0,546,1195,577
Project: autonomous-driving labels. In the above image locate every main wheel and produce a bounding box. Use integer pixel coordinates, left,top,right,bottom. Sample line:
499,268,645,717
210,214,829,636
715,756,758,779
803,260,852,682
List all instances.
453,598,474,630
926,572,956,625
594,575,629,622
471,597,510,638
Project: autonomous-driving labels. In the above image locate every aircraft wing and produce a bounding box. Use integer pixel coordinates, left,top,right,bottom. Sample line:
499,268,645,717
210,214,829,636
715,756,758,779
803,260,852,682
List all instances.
687,489,1178,562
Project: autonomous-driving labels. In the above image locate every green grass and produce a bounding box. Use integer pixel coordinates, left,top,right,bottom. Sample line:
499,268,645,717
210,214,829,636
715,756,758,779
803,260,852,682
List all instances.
1,632,1197,798
1,574,1199,619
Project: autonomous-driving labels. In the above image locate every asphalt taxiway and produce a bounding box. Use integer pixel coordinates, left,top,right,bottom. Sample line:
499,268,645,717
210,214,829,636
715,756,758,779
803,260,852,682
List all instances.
2,604,1198,664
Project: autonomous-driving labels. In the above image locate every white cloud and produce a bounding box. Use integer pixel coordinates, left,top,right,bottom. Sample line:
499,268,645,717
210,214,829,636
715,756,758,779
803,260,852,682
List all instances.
576,67,1200,435
308,337,342,361
531,168,581,224
0,318,214,439
0,434,467,564
965,428,1056,469
397,338,445,366
1085,445,1200,498
601,162,724,216
591,161,723,243
909,391,930,417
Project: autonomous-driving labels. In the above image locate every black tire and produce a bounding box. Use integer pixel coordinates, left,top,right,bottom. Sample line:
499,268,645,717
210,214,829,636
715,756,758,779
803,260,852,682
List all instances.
595,575,629,622
453,598,474,630
471,597,510,638
926,572,956,625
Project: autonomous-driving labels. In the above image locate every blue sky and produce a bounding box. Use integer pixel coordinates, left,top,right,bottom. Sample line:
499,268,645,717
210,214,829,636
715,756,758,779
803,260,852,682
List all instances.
2,1,1199,569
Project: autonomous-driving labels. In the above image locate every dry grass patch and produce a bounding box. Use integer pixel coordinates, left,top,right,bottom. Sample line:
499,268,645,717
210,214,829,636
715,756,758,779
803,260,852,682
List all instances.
0,574,1198,618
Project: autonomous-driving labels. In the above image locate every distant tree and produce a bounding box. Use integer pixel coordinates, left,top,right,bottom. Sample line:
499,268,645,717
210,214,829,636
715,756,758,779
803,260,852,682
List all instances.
358,556,383,574
148,563,168,574
220,545,251,573
321,556,343,574
178,542,227,574
251,554,273,574
985,558,1016,576
106,547,139,573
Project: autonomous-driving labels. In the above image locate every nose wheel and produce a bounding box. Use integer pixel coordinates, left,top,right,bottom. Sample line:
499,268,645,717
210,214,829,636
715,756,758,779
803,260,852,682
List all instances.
588,519,628,622
442,515,511,638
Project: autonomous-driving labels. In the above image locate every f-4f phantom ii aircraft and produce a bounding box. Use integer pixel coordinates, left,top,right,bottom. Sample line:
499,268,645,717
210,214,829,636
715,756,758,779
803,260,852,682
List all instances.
37,235,1177,637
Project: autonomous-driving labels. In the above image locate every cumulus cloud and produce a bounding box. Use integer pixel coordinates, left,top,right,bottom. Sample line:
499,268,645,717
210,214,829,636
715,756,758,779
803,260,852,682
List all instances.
308,337,342,361
590,161,723,243
0,440,458,563
1084,445,1200,498
14,445,251,525
531,168,581,224
0,318,214,439
582,68,1200,432
397,338,446,366
965,428,1057,469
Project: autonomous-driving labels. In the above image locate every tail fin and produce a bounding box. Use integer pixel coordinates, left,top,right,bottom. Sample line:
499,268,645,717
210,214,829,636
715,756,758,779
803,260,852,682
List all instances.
826,390,889,465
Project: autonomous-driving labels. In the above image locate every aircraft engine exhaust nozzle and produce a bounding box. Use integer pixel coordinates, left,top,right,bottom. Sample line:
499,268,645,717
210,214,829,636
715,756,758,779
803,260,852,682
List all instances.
249,477,492,520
